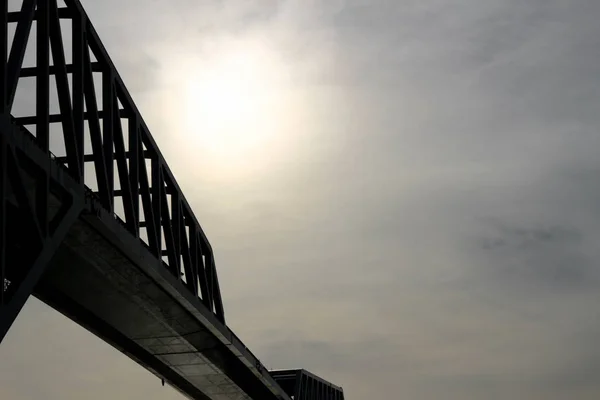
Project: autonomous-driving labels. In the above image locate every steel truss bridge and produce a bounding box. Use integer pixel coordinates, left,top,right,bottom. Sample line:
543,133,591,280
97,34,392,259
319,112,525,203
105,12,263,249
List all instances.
0,1,345,399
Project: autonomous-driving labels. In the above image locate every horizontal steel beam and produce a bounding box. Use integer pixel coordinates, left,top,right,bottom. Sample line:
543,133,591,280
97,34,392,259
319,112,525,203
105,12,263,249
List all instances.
55,150,152,164
15,109,130,125
7,7,72,23
19,62,102,77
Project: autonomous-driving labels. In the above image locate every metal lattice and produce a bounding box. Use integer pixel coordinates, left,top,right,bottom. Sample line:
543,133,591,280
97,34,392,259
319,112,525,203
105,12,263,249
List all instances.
1,0,224,343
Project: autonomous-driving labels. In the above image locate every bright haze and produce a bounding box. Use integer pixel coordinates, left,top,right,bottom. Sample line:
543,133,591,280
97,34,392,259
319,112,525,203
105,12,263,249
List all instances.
2,0,600,399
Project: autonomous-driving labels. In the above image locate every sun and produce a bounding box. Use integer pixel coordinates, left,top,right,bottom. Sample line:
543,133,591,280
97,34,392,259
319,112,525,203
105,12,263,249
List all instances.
175,40,287,173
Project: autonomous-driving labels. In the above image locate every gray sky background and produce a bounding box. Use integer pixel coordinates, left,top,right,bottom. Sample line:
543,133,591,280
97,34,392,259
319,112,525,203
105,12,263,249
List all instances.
3,0,600,399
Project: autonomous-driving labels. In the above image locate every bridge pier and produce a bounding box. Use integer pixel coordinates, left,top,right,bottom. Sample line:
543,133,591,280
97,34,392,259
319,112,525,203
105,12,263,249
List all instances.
0,116,84,343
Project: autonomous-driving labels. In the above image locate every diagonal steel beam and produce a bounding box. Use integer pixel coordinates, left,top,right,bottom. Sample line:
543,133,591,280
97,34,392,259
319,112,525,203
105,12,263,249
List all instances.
83,46,111,210
0,195,83,342
112,102,136,235
49,0,81,180
6,0,36,109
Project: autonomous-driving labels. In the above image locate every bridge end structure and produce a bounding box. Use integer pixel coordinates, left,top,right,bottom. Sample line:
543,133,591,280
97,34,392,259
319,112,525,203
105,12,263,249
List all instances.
270,369,345,400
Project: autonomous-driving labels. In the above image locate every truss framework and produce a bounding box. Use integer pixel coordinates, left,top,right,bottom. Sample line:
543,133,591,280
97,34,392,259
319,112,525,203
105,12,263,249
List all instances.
1,0,225,343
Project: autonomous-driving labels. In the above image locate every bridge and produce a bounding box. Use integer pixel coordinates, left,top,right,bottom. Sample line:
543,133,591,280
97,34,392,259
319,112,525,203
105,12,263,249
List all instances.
0,1,345,399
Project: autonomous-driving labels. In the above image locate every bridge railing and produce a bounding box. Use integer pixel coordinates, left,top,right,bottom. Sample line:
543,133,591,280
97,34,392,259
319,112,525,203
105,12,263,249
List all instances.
2,0,225,322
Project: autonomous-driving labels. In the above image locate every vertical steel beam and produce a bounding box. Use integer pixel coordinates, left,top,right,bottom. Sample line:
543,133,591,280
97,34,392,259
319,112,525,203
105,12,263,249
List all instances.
0,0,7,112
191,227,210,307
138,142,158,254
128,115,139,236
210,253,225,322
159,175,178,276
71,9,85,177
204,250,215,312
151,153,162,253
172,190,181,275
302,376,308,400
180,217,197,296
0,133,6,307
6,0,36,110
318,380,322,400
102,70,114,211
293,371,303,400
36,0,50,236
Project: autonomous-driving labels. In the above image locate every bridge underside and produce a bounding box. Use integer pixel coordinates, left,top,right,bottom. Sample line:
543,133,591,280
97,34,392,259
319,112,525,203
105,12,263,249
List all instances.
34,206,283,400
0,113,286,399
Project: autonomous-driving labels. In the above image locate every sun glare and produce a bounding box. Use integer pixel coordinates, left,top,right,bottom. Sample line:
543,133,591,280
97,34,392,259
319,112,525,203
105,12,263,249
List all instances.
172,40,289,175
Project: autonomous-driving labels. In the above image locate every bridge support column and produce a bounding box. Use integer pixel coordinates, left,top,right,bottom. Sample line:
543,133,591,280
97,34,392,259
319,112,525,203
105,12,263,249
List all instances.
0,117,84,343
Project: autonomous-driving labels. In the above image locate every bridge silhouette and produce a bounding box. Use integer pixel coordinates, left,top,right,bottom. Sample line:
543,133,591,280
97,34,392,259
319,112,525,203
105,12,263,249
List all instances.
0,1,345,399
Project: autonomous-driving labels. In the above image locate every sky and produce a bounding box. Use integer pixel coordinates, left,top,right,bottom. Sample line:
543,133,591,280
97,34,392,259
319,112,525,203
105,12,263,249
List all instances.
2,0,600,399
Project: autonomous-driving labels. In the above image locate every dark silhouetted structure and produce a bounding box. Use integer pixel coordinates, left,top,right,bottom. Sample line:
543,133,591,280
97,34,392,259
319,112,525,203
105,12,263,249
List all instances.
271,370,345,400
0,1,345,399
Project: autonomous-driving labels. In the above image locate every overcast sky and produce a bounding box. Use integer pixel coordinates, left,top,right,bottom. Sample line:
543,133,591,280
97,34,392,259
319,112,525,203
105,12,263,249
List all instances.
3,0,600,399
